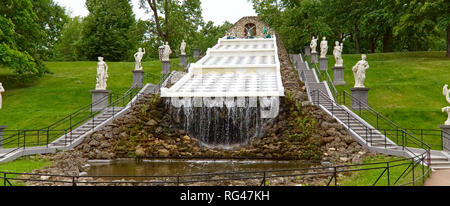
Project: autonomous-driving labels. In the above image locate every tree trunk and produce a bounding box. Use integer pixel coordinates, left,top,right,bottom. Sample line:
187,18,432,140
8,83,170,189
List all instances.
355,34,361,54
447,26,450,58
383,27,392,53
370,39,376,53
147,0,168,43
355,25,361,54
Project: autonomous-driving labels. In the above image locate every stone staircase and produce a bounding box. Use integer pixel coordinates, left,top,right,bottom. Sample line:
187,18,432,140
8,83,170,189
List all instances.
292,53,449,168
0,83,156,163
48,107,124,148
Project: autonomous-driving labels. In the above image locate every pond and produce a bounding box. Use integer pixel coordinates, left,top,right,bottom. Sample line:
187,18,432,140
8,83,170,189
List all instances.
87,159,314,179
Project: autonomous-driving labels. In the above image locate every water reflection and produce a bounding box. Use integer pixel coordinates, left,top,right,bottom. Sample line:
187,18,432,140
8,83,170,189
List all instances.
88,159,313,177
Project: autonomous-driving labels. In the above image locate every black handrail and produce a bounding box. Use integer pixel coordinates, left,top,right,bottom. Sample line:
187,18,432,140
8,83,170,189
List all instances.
0,152,430,186
338,90,433,152
0,73,170,158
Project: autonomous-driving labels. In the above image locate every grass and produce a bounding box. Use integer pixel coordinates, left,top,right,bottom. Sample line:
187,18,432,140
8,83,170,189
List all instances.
0,155,52,186
322,51,450,149
0,58,186,130
339,155,429,186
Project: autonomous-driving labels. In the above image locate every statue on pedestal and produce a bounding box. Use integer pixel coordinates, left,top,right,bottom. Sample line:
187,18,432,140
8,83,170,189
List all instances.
134,48,145,71
333,41,344,67
180,40,186,55
352,54,369,88
310,36,318,53
162,42,172,62
0,82,4,109
96,57,109,90
442,84,450,125
320,37,328,58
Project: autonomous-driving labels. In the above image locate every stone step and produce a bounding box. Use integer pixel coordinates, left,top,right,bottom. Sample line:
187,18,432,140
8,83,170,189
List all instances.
430,161,450,166
430,156,449,161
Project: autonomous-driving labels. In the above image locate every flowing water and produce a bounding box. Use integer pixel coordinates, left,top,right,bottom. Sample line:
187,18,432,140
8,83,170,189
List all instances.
167,97,273,146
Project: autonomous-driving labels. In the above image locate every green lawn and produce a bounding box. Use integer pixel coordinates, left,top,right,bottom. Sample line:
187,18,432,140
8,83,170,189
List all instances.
0,58,186,130
0,155,52,186
339,155,429,186
322,51,450,149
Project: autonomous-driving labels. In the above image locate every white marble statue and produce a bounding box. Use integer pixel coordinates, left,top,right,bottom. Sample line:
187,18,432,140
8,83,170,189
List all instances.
310,36,318,53
442,84,450,125
352,54,369,88
96,57,109,90
180,40,186,55
320,37,328,58
333,41,344,67
0,82,4,109
162,42,172,62
134,48,146,71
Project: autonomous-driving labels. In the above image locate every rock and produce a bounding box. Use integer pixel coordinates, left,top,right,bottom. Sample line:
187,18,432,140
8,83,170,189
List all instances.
155,127,163,134
302,101,312,107
136,147,146,157
146,119,158,126
339,157,349,162
100,142,110,149
40,176,50,181
182,135,190,142
88,139,100,147
119,132,128,139
79,172,88,177
81,164,91,171
158,149,170,157
351,156,362,164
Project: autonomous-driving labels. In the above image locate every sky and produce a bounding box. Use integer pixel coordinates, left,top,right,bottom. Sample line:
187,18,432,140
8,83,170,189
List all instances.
54,0,257,25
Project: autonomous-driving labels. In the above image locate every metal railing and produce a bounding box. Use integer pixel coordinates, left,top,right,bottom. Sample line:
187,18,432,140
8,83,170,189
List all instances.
310,61,338,98
0,73,170,159
336,90,433,154
0,152,429,186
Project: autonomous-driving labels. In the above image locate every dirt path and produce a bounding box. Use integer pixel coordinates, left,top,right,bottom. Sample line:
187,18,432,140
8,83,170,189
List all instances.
424,169,450,186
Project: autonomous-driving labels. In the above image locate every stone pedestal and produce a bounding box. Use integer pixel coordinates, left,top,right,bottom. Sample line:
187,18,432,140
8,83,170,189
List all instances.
179,54,187,67
0,126,6,149
350,87,370,110
193,48,200,59
319,57,328,71
305,46,311,56
162,61,171,74
91,90,110,112
311,52,318,64
332,66,346,85
132,70,145,88
439,125,450,153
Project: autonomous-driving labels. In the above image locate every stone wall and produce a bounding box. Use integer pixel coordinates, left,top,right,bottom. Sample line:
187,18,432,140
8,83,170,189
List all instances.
227,16,273,38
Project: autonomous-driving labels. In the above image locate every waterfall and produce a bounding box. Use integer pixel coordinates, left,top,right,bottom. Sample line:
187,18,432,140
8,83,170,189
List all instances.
166,97,276,147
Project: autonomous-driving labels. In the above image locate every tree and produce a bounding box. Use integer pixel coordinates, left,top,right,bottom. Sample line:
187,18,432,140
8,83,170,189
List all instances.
139,0,204,55
0,0,66,77
53,17,85,61
395,0,450,57
251,0,332,53
82,0,136,61
32,0,68,60
195,21,232,52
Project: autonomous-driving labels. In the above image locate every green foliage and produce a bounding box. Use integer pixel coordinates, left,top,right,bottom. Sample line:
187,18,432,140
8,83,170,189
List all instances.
0,0,66,78
194,21,233,53
138,0,231,58
251,0,448,56
53,17,85,61
82,0,137,61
